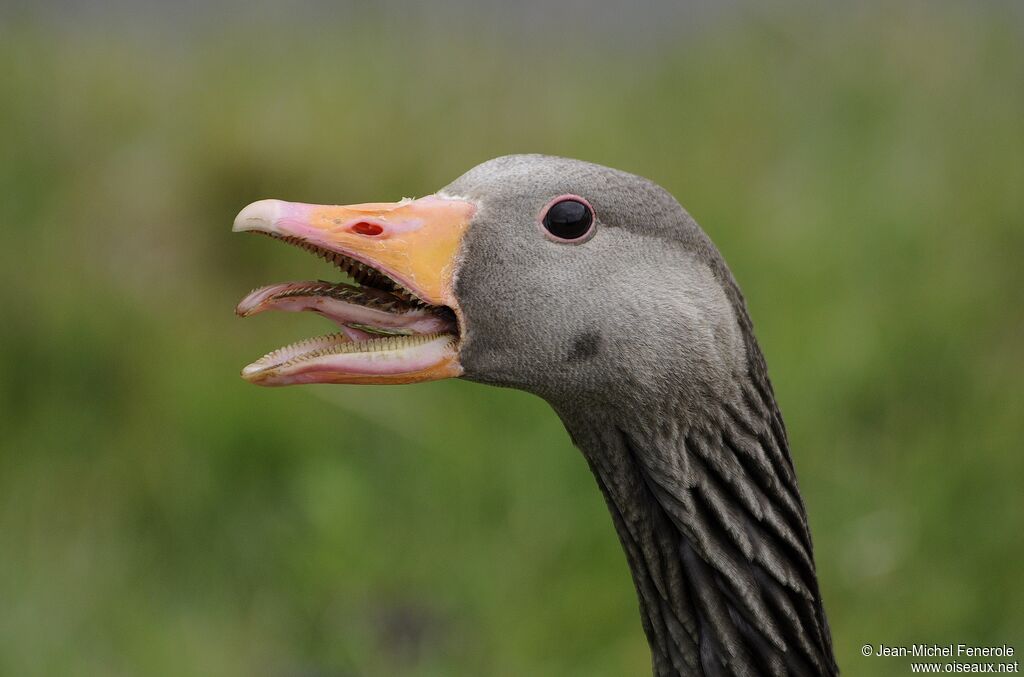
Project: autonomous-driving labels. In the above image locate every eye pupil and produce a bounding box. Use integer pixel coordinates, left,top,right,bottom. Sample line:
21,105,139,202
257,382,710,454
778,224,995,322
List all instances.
543,199,594,241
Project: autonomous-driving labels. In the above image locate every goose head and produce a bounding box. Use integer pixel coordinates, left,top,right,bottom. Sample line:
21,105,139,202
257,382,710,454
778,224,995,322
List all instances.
234,154,743,415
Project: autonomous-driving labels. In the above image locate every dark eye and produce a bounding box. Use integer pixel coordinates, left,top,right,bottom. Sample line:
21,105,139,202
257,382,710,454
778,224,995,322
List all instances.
541,197,595,242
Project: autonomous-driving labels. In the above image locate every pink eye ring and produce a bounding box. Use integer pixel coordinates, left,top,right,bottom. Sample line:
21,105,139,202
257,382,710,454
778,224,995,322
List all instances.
539,195,596,243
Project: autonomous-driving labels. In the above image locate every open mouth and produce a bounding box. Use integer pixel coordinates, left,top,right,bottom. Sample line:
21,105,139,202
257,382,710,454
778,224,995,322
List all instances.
233,197,474,386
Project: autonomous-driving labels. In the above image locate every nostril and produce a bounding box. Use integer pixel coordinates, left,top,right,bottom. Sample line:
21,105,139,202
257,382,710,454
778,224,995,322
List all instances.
351,221,384,236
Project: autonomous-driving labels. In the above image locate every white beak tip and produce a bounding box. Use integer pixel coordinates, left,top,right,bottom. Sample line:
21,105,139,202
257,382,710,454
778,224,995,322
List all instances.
233,199,283,233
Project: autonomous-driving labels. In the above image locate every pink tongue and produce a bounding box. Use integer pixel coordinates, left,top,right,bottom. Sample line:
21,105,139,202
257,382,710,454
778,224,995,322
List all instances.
340,325,375,341
236,282,301,315
236,281,400,315
236,281,452,335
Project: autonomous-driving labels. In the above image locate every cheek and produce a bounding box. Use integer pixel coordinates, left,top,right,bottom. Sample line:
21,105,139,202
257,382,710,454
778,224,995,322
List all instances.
452,223,610,382
455,290,570,388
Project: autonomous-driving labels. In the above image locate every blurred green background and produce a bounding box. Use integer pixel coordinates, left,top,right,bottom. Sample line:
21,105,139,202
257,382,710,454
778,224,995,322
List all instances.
1,1,1022,675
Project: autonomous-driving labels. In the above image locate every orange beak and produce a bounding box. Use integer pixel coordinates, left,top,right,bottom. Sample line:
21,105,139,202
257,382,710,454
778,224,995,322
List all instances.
233,194,476,386
233,195,475,306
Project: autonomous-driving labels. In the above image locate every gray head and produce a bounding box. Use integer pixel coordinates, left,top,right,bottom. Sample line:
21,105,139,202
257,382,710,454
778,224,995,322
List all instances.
449,155,748,418
231,154,748,408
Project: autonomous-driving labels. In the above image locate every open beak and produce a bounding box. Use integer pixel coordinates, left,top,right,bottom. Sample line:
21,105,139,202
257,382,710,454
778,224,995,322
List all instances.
233,195,475,386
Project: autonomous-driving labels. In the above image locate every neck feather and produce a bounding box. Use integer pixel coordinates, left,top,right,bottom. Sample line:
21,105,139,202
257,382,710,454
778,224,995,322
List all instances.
559,373,838,677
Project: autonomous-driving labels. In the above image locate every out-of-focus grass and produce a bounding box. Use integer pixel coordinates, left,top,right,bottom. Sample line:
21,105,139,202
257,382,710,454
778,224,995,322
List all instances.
1,4,1022,676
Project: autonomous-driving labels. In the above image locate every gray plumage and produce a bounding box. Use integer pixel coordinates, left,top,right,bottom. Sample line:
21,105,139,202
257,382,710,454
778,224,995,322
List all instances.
444,155,838,676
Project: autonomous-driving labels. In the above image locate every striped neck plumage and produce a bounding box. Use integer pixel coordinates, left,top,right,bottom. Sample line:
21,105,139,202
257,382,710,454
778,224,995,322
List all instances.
558,375,839,677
